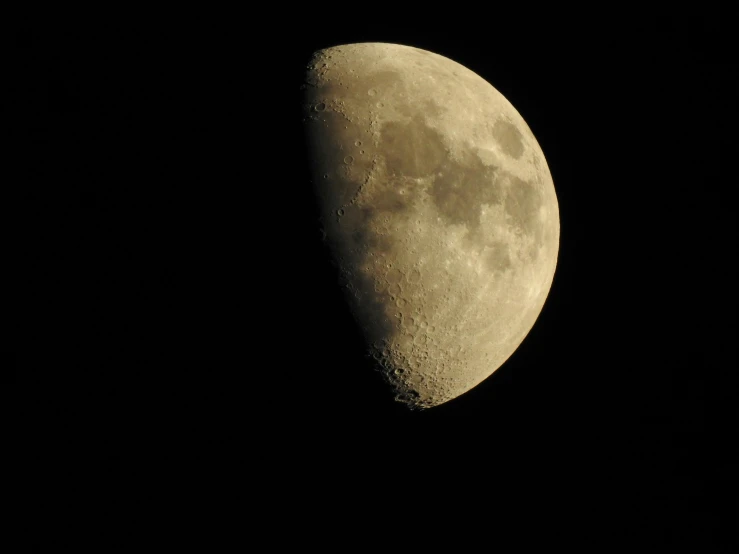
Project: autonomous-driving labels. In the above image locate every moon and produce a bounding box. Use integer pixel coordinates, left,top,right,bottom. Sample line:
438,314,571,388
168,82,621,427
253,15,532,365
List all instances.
301,43,559,409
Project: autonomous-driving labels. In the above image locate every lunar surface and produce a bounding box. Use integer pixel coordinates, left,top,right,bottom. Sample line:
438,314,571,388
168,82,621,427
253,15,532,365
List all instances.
301,42,559,409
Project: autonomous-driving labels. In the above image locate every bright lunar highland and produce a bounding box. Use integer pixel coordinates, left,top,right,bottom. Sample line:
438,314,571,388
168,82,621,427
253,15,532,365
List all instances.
301,42,560,409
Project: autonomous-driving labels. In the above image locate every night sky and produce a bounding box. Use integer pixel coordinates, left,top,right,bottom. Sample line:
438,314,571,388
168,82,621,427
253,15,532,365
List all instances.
8,11,736,549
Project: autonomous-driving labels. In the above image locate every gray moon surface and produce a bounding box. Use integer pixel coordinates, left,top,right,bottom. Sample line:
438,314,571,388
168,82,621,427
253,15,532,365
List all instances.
301,42,560,409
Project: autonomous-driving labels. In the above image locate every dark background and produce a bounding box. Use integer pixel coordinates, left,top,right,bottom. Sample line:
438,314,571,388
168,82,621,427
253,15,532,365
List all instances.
7,10,736,549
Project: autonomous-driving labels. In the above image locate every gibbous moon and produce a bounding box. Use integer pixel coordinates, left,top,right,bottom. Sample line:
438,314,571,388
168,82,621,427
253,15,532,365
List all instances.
301,43,559,409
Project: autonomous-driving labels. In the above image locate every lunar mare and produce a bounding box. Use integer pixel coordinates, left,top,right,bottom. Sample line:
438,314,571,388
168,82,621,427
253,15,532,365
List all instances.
301,43,559,409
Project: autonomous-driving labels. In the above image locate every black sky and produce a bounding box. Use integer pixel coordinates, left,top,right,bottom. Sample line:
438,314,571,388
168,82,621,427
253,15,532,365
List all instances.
7,11,737,549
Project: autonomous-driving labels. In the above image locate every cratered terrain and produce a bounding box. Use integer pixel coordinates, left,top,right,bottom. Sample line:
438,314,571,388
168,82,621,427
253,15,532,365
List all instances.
301,42,559,409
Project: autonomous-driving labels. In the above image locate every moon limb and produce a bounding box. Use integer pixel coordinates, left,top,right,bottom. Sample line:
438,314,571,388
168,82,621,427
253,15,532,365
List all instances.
302,42,560,409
